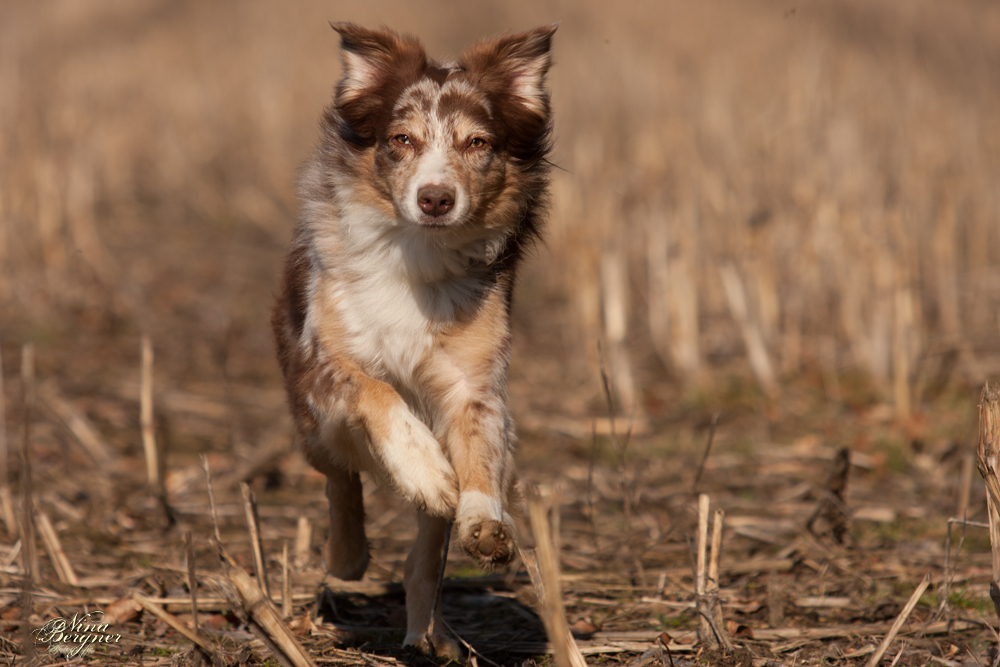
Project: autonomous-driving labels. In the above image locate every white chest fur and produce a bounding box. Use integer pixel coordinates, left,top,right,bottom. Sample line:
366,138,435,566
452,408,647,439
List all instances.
335,257,438,386
309,204,494,393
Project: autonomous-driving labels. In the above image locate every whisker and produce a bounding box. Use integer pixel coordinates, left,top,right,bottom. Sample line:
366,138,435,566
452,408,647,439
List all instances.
542,157,570,173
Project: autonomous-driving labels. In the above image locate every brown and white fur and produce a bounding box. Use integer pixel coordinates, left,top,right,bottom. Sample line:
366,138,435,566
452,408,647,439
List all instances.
272,23,555,655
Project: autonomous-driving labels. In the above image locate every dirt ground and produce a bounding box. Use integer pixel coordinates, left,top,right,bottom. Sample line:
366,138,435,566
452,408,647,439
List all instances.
2,1,1000,665
2,347,994,667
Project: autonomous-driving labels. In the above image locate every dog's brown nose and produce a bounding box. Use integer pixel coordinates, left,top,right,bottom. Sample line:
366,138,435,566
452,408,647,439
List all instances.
417,186,455,217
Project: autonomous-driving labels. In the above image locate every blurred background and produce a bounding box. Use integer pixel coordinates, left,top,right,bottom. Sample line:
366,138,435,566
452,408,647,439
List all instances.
2,0,999,465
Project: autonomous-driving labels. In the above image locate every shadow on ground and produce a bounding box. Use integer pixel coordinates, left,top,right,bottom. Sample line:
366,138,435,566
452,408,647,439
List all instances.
316,582,547,664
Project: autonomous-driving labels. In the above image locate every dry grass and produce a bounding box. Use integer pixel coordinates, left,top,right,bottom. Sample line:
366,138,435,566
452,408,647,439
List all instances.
3,0,1000,403
1,1,1000,665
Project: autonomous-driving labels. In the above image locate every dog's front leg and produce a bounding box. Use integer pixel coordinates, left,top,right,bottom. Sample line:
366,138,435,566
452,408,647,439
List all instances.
293,350,460,525
422,290,519,569
447,395,518,569
311,356,460,518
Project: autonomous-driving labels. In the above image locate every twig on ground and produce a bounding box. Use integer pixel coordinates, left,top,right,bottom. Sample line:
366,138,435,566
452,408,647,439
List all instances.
2,539,21,570
656,634,675,667
39,382,113,468
888,641,908,667
210,548,318,667
862,573,931,667
185,531,198,630
35,509,79,585
440,617,504,667
241,481,271,600
132,590,216,656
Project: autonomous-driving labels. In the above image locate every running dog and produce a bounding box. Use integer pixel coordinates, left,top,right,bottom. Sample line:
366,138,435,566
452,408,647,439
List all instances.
272,22,556,655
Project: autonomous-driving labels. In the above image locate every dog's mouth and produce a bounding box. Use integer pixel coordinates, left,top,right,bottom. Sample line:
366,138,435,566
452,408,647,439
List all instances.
414,211,470,229
417,217,452,229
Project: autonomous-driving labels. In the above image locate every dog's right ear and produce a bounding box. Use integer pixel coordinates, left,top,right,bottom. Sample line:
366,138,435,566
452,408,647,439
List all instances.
330,23,426,107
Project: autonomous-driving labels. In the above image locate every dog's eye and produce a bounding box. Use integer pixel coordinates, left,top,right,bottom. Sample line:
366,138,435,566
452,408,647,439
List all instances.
394,134,411,145
469,137,488,149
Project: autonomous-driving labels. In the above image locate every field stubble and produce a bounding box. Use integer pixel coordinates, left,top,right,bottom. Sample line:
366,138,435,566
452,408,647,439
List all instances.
1,1,999,665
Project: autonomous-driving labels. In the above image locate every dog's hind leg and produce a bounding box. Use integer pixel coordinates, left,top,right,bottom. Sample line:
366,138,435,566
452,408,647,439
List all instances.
323,467,369,580
402,511,461,658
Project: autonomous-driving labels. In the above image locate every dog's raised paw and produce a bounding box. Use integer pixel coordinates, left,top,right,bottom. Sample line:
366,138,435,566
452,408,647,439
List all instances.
461,518,515,568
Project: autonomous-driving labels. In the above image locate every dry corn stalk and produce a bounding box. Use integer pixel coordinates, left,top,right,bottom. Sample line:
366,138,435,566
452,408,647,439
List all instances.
40,382,113,468
862,573,930,667
35,509,79,586
696,494,731,650
600,249,636,411
241,481,270,599
976,383,1000,623
132,591,215,656
668,243,701,380
892,284,916,419
719,263,777,397
19,343,39,581
522,493,587,667
646,219,672,371
140,336,159,489
294,516,311,570
211,562,317,667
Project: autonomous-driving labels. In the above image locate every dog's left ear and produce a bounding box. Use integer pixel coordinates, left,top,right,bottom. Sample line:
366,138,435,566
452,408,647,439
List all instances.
462,24,558,118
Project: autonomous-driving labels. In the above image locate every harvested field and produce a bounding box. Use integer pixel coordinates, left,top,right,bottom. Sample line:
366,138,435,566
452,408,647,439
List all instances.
2,1,1000,665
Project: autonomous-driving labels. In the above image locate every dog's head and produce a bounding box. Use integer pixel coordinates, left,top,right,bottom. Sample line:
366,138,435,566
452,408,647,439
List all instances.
324,23,555,237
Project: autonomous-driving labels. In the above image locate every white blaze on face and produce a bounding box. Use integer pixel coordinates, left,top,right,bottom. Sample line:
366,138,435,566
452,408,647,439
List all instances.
397,83,471,226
